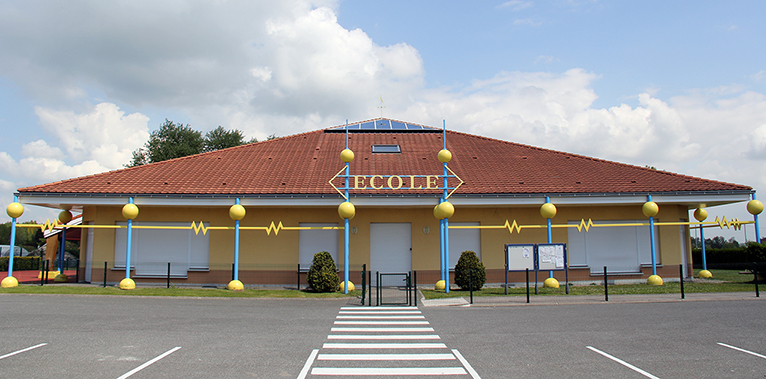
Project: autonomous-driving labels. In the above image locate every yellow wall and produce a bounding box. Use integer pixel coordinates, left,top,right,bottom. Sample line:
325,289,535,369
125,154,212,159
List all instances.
81,203,690,272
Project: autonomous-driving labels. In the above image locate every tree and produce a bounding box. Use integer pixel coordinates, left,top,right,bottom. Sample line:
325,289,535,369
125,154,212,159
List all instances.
204,126,248,152
127,119,205,167
454,251,486,290
306,251,339,292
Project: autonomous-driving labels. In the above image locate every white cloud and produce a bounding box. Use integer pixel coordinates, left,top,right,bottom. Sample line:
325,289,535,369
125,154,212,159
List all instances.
498,1,534,11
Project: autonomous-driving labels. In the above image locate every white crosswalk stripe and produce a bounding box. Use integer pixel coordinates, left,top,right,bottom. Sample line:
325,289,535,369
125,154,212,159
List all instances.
300,306,481,378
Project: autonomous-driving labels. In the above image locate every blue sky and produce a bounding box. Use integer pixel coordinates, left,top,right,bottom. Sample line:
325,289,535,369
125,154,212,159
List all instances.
0,0,764,241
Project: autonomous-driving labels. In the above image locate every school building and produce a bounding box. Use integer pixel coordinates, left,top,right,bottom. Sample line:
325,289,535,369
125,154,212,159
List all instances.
13,118,756,287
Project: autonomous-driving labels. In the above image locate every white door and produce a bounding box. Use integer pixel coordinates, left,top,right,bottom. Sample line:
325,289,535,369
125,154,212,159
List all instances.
370,223,412,274
449,222,481,269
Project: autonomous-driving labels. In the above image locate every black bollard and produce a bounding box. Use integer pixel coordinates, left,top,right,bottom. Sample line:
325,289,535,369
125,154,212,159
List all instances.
604,266,608,302
679,264,685,299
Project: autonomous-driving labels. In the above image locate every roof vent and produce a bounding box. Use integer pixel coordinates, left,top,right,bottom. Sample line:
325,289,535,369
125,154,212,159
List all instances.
371,144,401,153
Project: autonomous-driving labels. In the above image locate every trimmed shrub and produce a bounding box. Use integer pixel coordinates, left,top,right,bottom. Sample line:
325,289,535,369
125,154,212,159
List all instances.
454,251,486,290
0,256,41,271
306,251,340,292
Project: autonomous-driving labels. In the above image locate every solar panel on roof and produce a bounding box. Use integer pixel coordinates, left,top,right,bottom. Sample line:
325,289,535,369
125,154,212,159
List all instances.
325,119,440,132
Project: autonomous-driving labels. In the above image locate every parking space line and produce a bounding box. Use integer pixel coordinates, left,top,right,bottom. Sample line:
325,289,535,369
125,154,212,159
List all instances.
452,349,482,379
116,346,181,379
586,346,660,379
717,342,766,360
297,349,319,379
0,343,47,360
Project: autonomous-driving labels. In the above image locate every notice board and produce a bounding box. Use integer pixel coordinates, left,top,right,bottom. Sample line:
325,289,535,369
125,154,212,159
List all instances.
537,243,566,271
505,244,536,271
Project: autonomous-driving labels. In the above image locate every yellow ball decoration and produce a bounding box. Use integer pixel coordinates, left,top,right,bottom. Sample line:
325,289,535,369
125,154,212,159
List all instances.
227,280,244,291
6,202,24,219
642,201,659,217
229,204,246,220
698,270,713,279
647,275,663,286
1,276,19,288
747,199,764,215
435,280,446,291
543,277,559,288
693,208,708,222
54,273,69,283
119,278,136,290
340,148,355,163
433,201,454,219
58,210,73,224
339,281,355,292
338,202,356,219
540,203,557,219
438,149,452,163
122,203,139,220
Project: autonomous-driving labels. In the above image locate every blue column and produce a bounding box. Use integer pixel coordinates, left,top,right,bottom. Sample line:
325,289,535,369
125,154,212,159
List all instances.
343,120,350,294
546,196,553,278
58,228,67,272
125,197,134,279
234,198,240,281
700,223,707,271
439,217,445,282
442,120,450,293
754,193,761,243
7,195,19,278
648,195,657,276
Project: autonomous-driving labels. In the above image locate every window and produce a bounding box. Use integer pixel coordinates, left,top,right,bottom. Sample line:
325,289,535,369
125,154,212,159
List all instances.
371,144,401,153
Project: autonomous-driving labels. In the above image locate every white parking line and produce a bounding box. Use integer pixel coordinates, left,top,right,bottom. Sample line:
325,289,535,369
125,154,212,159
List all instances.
311,367,467,375
0,343,47,360
116,347,181,379
317,353,456,360
453,349,482,379
297,349,319,379
586,346,660,379
717,342,766,360
323,342,447,349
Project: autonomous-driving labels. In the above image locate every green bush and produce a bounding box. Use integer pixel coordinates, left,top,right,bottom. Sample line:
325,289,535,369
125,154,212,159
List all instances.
306,251,339,292
454,251,486,290
692,243,766,264
0,256,41,271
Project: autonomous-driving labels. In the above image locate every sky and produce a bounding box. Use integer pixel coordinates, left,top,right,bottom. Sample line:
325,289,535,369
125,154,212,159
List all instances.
0,0,764,242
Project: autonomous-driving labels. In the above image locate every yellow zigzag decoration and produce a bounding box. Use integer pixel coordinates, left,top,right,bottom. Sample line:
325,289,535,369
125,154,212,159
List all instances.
573,218,596,232
503,220,523,234
264,221,285,235
39,219,65,232
713,216,744,231
190,221,210,235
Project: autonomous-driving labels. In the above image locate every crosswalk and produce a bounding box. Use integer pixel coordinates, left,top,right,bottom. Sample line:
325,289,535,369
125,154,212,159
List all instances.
298,306,481,378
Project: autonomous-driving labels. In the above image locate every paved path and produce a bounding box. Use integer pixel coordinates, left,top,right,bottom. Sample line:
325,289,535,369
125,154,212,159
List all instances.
299,306,480,378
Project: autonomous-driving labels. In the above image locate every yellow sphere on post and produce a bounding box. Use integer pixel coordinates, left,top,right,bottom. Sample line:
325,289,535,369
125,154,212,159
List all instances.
543,277,559,288
540,203,557,219
6,202,24,219
693,208,708,222
438,149,452,163
642,201,659,217
647,275,663,286
339,281,355,292
119,278,136,290
435,280,446,291
58,210,72,224
698,270,713,279
122,203,139,220
747,200,764,215
340,148,355,163
1,276,19,288
338,202,355,219
227,280,244,291
229,204,246,220
434,201,454,219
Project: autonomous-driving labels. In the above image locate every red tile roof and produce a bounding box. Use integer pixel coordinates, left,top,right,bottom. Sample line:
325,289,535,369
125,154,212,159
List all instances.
18,119,751,196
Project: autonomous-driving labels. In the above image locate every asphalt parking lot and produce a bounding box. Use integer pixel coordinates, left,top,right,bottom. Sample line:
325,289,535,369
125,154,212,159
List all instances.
0,293,764,378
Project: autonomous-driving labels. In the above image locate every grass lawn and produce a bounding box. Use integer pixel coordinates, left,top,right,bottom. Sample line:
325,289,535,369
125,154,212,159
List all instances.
421,269,759,299
0,285,362,298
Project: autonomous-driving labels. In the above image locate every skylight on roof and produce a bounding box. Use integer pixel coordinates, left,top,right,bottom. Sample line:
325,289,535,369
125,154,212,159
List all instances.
371,144,401,153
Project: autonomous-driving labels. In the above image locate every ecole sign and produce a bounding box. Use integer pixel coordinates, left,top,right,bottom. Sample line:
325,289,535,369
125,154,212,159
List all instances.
351,174,442,190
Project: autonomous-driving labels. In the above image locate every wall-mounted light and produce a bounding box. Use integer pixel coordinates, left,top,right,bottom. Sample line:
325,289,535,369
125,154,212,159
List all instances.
351,226,358,235
423,226,430,234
